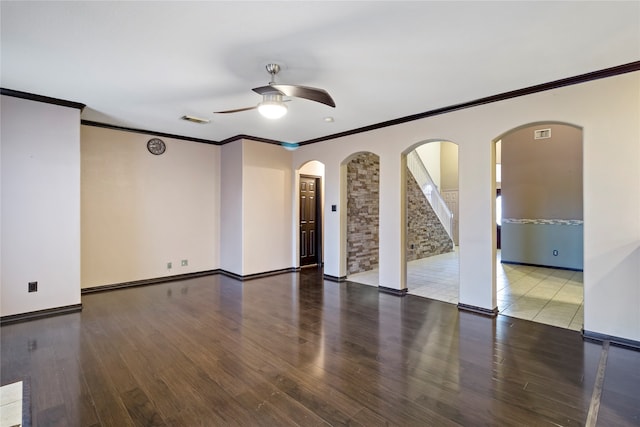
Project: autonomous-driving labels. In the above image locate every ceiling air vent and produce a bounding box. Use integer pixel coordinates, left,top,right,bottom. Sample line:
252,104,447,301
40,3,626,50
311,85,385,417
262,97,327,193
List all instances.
181,115,210,124
534,128,551,140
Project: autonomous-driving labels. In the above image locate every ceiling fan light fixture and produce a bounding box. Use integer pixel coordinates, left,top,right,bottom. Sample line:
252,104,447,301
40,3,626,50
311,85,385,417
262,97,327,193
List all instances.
258,93,288,119
258,101,288,119
258,93,287,120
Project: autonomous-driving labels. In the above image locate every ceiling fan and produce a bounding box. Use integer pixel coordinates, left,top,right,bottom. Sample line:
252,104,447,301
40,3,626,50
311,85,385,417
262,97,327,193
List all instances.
214,63,335,119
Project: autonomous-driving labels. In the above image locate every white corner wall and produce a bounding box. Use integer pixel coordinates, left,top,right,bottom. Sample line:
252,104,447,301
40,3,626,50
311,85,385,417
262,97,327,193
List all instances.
293,71,640,342
220,140,244,275
1,95,81,316
220,139,294,277
81,125,220,288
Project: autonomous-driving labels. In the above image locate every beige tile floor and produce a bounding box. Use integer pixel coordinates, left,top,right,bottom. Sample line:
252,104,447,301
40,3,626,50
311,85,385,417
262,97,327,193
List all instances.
347,249,584,331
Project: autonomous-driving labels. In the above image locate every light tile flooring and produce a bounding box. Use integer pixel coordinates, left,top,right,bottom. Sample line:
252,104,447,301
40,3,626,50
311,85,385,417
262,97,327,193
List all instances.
347,249,584,331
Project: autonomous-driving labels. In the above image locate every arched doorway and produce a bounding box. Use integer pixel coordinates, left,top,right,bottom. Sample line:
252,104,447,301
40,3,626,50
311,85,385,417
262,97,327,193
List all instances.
404,140,460,303
494,123,584,331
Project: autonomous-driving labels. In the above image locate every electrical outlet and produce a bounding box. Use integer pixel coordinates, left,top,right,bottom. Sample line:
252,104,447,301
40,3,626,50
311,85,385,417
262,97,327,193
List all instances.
553,250,559,256
181,259,188,267
28,281,38,292
167,262,172,269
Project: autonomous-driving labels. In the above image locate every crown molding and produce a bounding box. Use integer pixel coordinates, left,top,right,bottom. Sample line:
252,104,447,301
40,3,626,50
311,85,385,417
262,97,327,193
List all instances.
7,61,638,147
1,88,85,111
219,134,283,145
298,60,640,146
81,120,221,145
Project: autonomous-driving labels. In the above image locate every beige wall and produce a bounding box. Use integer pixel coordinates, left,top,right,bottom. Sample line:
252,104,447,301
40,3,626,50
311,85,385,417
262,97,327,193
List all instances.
81,125,220,288
220,140,243,274
440,141,459,191
241,140,293,275
415,143,441,189
502,123,582,220
82,132,292,283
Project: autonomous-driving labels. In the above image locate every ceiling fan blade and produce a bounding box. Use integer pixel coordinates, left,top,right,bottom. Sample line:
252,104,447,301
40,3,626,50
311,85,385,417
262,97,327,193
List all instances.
214,100,291,115
252,85,284,96
213,105,257,114
252,84,335,107
271,84,335,108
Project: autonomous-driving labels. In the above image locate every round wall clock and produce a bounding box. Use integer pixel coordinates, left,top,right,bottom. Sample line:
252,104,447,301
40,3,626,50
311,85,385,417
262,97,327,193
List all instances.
147,138,166,155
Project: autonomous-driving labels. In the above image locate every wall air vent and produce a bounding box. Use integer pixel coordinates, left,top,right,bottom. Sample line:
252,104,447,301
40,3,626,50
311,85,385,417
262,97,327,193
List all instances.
534,128,551,139
181,115,210,124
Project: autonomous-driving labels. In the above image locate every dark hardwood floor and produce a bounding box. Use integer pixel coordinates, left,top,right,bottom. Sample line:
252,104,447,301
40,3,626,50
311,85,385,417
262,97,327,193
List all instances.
2,269,639,426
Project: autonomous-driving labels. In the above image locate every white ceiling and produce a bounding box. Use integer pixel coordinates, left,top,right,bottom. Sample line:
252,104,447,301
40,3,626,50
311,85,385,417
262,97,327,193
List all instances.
1,1,639,144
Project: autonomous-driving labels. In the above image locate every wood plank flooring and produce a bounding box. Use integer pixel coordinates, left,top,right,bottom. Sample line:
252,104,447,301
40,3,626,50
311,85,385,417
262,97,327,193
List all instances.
2,269,639,426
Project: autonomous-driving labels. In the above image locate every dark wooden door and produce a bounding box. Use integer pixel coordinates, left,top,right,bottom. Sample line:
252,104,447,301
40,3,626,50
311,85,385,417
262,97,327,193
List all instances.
300,175,320,266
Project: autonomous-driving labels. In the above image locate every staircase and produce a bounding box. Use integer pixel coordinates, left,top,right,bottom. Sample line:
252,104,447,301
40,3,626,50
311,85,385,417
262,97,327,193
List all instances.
406,150,454,240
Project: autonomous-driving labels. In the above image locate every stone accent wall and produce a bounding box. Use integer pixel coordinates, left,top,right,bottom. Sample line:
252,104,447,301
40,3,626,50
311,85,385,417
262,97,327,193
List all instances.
406,170,453,261
347,153,379,274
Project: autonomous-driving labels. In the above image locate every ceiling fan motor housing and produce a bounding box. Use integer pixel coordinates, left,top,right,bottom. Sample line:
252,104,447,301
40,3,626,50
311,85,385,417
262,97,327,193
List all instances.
265,63,281,77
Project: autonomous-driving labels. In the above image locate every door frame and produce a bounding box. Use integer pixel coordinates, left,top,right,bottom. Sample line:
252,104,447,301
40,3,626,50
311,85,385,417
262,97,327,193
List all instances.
299,174,322,267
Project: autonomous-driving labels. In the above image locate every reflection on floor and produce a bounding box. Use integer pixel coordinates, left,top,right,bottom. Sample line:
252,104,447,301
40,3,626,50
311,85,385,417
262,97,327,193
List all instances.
347,249,584,331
